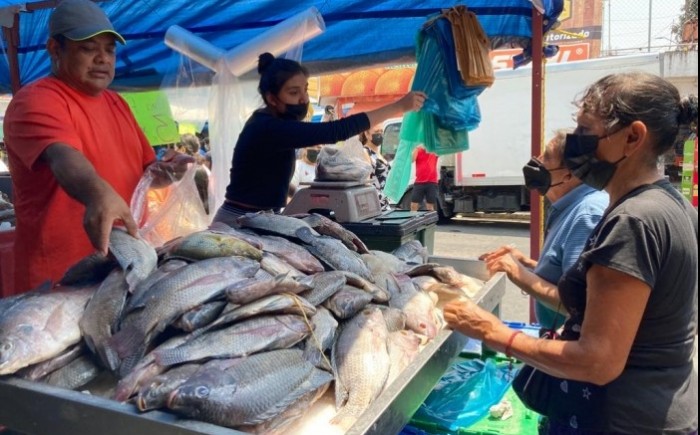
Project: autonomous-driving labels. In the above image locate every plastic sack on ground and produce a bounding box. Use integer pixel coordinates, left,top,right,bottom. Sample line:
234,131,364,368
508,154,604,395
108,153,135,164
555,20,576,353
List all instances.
131,163,210,247
411,358,514,432
315,142,372,182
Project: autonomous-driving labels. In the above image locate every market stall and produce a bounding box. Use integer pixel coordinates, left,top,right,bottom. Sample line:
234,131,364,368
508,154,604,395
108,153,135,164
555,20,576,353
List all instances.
0,257,505,435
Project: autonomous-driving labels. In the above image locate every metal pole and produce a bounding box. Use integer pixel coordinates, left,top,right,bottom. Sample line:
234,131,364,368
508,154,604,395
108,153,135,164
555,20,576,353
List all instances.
648,0,653,52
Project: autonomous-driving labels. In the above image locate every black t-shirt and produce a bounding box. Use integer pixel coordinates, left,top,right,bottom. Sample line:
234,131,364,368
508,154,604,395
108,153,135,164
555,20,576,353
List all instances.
225,111,370,209
557,184,698,433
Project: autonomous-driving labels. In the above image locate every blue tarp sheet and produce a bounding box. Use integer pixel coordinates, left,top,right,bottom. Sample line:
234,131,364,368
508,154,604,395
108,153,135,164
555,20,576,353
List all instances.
0,0,562,93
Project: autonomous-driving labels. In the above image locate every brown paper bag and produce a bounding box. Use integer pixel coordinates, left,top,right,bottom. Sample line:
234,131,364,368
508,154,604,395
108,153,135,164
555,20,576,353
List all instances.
443,5,495,87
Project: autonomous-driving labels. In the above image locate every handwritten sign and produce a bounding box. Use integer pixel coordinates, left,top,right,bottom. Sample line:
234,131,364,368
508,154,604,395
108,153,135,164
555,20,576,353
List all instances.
120,90,180,146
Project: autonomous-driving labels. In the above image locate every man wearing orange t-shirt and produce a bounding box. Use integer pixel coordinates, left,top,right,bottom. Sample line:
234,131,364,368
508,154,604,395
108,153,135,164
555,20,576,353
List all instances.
3,0,188,292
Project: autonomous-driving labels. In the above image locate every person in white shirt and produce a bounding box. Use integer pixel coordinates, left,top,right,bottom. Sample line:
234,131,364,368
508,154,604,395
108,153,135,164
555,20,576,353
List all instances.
289,145,321,198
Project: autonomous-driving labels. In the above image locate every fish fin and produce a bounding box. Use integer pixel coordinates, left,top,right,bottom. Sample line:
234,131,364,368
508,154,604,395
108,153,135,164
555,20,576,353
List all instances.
106,324,145,361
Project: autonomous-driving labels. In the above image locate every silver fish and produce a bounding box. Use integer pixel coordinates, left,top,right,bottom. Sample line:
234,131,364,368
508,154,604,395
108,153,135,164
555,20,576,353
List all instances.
201,293,316,335
302,213,370,254
136,363,200,411
258,234,325,274
16,344,85,381
168,349,332,428
154,315,311,367
324,286,373,320
237,212,320,240
158,230,263,262
43,355,100,390
109,257,259,372
109,228,158,292
173,300,228,332
296,227,373,281
387,274,441,339
298,271,347,305
260,252,306,279
331,307,390,431
0,287,93,375
79,269,129,371
302,307,338,371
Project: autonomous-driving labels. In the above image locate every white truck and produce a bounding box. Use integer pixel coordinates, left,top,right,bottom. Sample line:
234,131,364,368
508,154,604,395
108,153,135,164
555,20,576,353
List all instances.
382,53,664,218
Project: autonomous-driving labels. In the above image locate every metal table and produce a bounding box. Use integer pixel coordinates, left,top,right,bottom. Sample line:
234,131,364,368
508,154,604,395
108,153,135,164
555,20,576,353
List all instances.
0,256,505,435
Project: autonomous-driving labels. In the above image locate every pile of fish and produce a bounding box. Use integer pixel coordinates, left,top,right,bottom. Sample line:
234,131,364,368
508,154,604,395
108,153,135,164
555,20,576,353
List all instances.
0,212,484,433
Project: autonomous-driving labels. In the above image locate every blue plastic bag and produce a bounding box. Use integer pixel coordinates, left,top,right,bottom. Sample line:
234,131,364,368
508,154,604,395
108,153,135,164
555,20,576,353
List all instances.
412,359,515,431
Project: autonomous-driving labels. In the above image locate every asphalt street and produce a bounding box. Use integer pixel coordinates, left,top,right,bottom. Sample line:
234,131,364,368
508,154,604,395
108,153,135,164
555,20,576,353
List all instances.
433,217,531,323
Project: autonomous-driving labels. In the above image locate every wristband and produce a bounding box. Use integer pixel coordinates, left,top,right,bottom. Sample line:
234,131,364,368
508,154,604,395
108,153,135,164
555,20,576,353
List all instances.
505,330,523,358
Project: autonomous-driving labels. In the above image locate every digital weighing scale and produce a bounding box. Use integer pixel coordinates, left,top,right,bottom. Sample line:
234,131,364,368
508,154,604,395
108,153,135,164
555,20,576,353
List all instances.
283,180,382,222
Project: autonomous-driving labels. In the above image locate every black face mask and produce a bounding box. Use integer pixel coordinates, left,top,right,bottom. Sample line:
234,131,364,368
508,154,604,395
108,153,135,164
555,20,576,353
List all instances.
371,134,383,146
564,133,626,190
522,157,566,195
306,149,319,163
281,102,309,121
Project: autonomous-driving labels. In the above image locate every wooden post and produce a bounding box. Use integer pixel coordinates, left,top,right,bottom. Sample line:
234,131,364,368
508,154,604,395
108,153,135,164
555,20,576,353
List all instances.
2,13,21,94
529,7,545,324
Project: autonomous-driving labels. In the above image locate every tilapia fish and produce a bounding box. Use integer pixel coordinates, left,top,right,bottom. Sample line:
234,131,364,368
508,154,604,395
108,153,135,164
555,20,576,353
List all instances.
109,228,158,291
59,253,117,287
302,213,370,254
331,307,390,431
385,330,422,389
387,274,441,339
153,315,311,367
324,286,373,320
237,212,319,240
109,256,259,372
257,235,325,274
302,307,338,371
0,287,94,375
79,269,129,371
158,230,263,261
167,349,332,428
295,227,374,281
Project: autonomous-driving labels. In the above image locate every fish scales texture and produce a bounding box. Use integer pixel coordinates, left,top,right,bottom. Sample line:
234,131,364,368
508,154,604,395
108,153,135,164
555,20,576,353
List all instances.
259,252,306,279
298,271,346,305
202,294,315,335
392,240,429,264
109,257,259,369
257,234,325,274
136,363,200,411
173,300,227,332
302,213,370,254
0,287,93,375
385,330,422,389
331,307,390,430
302,307,338,370
112,335,190,402
168,349,329,427
125,259,188,313
109,228,158,291
79,269,129,371
324,285,373,319
237,212,319,240
16,344,85,381
43,355,100,390
154,315,311,367
295,227,374,281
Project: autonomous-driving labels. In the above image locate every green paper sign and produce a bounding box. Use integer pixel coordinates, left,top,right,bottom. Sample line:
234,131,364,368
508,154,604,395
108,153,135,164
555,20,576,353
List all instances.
681,138,695,202
120,90,179,146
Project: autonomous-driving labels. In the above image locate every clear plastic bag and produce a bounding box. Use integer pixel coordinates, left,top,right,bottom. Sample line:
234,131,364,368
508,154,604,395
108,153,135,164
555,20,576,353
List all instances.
315,142,373,182
131,163,210,247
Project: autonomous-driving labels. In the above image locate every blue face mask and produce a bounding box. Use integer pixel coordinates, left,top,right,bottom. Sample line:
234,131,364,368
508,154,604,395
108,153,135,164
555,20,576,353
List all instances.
564,133,626,190
281,102,309,121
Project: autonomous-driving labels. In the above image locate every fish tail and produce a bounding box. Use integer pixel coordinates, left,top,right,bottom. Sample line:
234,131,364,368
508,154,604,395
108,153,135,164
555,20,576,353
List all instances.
329,409,358,431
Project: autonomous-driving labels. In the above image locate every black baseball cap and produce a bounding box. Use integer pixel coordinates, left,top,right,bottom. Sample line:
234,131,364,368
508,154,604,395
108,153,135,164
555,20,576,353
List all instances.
49,0,126,44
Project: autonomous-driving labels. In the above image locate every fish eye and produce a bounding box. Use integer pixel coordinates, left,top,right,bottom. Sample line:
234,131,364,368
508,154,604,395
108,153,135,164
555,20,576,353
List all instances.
194,386,209,399
0,342,12,353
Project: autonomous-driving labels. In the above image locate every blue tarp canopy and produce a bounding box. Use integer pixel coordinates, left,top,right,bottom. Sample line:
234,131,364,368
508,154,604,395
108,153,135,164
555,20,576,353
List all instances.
0,0,562,93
